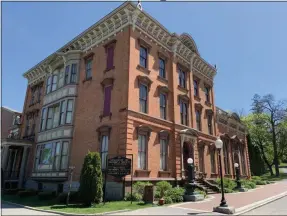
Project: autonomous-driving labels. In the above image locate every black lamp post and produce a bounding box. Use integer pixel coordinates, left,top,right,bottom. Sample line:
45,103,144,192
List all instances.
215,137,228,207
234,163,242,189
187,158,195,184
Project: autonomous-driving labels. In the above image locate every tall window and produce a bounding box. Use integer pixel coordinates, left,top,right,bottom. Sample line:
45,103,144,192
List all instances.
140,46,147,68
30,88,36,105
204,86,210,103
101,136,109,169
223,140,230,174
61,141,69,170
46,76,52,94
51,75,58,92
160,139,168,171
54,142,61,170
180,101,188,126
240,146,246,175
46,107,53,130
25,116,30,136
159,58,166,78
85,59,92,79
160,93,167,119
106,46,114,70
64,65,70,85
178,68,186,88
59,101,66,125
198,146,205,173
194,80,199,97
70,64,77,83
40,108,47,131
65,100,73,124
31,120,36,135
139,84,148,113
207,114,213,135
210,148,216,173
38,86,42,102
52,105,60,128
103,86,112,116
138,135,147,169
196,110,201,131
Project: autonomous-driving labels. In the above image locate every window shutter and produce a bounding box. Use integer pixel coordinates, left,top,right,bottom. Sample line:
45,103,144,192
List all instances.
107,47,114,69
103,85,112,116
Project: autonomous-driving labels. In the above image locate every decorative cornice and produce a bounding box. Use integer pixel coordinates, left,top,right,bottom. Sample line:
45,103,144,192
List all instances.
23,2,216,86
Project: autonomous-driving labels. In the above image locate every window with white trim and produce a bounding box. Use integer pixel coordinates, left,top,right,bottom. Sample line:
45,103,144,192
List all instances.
101,135,109,169
160,139,168,171
138,135,147,169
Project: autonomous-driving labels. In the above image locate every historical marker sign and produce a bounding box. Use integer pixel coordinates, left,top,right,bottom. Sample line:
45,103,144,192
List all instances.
107,156,131,178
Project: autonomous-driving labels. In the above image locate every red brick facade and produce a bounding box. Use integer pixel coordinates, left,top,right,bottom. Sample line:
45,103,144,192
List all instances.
20,2,250,195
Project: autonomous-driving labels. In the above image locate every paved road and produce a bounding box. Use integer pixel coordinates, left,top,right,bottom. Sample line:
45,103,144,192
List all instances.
242,195,287,215
1,203,58,215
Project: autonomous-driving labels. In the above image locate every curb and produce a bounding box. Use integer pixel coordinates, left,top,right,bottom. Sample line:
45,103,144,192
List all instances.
2,201,132,216
234,190,287,215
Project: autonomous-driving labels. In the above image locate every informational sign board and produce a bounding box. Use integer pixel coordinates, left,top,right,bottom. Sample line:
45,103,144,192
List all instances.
107,156,131,178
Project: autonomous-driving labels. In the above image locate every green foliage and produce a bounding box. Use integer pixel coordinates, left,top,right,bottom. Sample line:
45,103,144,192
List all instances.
38,191,56,200
133,181,152,198
57,192,79,204
241,179,256,189
154,190,161,199
250,176,267,185
163,196,173,204
215,178,236,190
4,188,25,195
124,192,142,201
17,189,37,198
224,188,234,193
155,181,172,198
164,187,185,203
195,189,207,198
78,151,103,205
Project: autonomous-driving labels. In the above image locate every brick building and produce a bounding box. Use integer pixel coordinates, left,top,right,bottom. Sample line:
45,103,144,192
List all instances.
20,2,250,198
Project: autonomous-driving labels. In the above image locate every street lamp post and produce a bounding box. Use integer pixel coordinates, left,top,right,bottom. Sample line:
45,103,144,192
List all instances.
234,163,242,189
66,166,75,206
183,158,204,202
213,137,235,214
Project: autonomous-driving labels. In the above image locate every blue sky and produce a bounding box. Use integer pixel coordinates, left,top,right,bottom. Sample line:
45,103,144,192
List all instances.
2,2,287,114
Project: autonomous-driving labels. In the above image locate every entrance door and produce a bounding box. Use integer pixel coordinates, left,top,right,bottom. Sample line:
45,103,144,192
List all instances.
183,142,194,175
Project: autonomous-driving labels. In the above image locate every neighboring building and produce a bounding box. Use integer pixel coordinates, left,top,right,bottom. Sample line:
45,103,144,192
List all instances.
20,2,250,199
1,107,32,189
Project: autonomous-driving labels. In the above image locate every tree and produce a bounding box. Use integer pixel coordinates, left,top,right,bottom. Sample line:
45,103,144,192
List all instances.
79,152,103,206
243,113,274,176
251,94,287,176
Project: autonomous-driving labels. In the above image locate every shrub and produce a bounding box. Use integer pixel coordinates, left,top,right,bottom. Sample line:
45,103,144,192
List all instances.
215,178,236,190
18,189,37,198
154,190,161,199
124,192,142,201
224,188,234,193
78,152,103,206
241,180,256,189
57,191,79,204
251,176,262,181
4,188,25,195
195,189,207,198
38,191,56,200
155,181,172,198
163,196,173,204
165,187,185,203
133,181,152,197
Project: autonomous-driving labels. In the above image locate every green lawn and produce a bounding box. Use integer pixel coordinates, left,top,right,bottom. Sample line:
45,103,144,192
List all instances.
2,195,153,214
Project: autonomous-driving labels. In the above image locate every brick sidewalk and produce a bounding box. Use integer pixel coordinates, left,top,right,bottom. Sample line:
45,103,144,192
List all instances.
171,180,287,212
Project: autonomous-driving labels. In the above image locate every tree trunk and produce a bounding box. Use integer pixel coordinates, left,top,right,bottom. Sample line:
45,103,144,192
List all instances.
272,122,280,177
258,142,274,176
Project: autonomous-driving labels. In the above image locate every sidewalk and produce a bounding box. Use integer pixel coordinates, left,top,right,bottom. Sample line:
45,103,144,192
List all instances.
171,180,287,213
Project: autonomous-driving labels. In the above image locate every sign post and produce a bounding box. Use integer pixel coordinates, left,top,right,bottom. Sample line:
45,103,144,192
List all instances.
104,155,132,204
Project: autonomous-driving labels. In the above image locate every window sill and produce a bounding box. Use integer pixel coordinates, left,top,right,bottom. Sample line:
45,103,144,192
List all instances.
158,170,171,177
224,174,233,178
135,169,151,174
194,96,201,102
157,76,168,84
99,112,112,121
205,101,212,107
104,66,115,73
82,77,92,83
136,64,151,75
177,85,188,93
